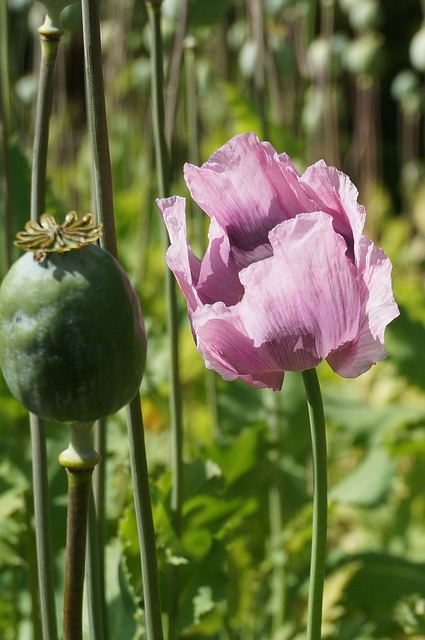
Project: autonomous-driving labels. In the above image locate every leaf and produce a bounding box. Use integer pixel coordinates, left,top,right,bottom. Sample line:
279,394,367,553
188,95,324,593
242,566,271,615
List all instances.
177,538,228,633
330,448,394,507
385,306,425,390
104,538,142,640
324,386,425,454
336,552,425,612
207,425,262,487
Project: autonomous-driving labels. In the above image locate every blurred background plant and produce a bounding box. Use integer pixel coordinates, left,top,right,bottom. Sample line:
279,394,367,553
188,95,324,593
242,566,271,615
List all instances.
2,0,425,639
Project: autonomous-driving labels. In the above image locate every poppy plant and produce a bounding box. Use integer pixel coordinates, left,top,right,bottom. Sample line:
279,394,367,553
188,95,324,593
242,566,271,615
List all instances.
157,133,399,390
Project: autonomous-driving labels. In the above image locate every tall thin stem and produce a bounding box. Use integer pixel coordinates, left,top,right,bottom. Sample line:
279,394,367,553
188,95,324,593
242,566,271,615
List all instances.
301,368,327,640
80,0,117,256
126,401,164,640
183,36,220,437
31,21,61,223
87,420,108,640
165,0,189,146
249,0,268,139
86,490,108,639
29,15,63,640
79,1,118,634
81,3,165,640
146,4,184,637
267,391,286,636
29,415,58,640
0,0,12,276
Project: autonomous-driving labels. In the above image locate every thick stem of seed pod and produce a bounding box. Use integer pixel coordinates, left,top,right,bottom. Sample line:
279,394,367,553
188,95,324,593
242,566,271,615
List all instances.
59,423,100,640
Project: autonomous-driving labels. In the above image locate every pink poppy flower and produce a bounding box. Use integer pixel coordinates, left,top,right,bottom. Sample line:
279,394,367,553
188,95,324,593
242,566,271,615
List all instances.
157,133,399,391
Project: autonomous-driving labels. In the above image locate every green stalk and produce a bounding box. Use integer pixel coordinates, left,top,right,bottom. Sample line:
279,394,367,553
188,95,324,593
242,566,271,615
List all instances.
0,0,12,275
81,3,164,640
164,0,189,145
31,20,62,223
30,415,58,640
29,14,63,640
146,0,183,533
126,401,165,640
80,0,117,256
86,490,107,639
0,0,12,134
183,36,220,437
267,391,286,636
59,422,100,640
249,0,269,140
301,368,327,640
0,89,12,275
79,1,116,634
86,419,108,639
146,4,184,637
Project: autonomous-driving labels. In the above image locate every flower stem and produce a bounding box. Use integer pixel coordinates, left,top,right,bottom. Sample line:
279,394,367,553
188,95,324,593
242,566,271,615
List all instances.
301,368,327,640
267,391,286,635
126,400,164,640
146,4,184,636
59,423,100,640
29,16,63,640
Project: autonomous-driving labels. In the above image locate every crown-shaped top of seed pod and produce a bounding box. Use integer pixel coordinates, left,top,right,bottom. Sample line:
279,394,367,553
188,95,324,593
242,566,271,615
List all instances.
15,212,103,262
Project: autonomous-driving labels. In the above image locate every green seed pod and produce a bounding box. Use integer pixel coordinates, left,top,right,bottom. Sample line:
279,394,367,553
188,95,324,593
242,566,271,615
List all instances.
0,215,146,424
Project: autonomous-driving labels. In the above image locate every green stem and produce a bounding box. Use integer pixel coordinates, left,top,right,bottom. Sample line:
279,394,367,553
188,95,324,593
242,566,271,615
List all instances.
0,0,13,135
29,415,58,640
301,368,327,640
267,391,286,635
183,36,220,437
0,0,12,275
59,423,100,640
146,1,171,197
164,0,189,146
29,19,63,640
250,0,268,140
126,400,164,640
80,0,117,257
30,414,58,640
86,490,108,639
31,22,62,222
147,0,184,533
80,0,119,634
146,4,184,636
86,419,108,639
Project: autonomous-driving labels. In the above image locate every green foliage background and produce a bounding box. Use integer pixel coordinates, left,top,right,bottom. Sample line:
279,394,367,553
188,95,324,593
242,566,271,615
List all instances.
2,0,425,638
